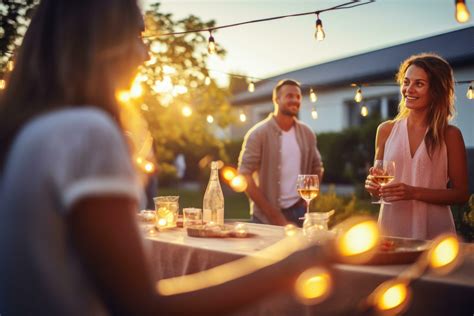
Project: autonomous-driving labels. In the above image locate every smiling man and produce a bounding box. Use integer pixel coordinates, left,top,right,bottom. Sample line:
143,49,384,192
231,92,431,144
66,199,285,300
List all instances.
238,79,324,226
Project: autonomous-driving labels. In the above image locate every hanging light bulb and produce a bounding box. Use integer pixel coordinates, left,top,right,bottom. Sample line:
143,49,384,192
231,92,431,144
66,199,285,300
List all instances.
354,87,363,103
7,60,14,72
455,0,471,23
314,14,326,41
361,104,369,117
0,79,5,90
239,111,247,122
248,81,255,93
208,31,216,54
310,88,317,103
311,108,318,120
467,83,473,99
206,114,214,124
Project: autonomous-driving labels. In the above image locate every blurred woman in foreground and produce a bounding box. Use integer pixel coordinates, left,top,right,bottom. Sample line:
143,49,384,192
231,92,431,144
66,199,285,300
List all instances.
0,0,327,315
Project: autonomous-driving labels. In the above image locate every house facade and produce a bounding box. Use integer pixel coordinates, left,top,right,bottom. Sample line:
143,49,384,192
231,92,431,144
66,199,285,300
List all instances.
230,27,474,192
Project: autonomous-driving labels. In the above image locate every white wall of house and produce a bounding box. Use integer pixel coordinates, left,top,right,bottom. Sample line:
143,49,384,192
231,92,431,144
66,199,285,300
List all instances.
452,65,474,148
232,66,474,149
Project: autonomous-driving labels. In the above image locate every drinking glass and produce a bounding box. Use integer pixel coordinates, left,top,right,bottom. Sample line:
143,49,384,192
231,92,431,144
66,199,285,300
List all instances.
371,160,396,205
183,208,202,227
296,174,320,216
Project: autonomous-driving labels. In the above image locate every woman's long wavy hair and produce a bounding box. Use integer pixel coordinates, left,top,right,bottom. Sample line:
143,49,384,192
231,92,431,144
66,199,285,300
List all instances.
395,53,455,158
0,0,144,170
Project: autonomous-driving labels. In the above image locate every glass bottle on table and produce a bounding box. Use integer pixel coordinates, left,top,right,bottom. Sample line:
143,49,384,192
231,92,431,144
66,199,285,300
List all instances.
203,161,224,225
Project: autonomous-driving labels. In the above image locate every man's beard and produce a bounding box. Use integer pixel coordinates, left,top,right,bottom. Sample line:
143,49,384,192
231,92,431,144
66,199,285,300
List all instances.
280,105,299,117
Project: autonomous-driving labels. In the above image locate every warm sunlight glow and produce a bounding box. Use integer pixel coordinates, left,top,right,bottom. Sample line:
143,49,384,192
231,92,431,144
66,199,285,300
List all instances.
130,82,143,99
182,106,193,117
206,115,214,124
144,162,155,174
173,85,188,95
294,267,331,305
163,65,176,74
230,175,248,192
221,166,237,181
429,235,460,270
116,90,131,103
285,224,299,237
337,219,379,258
153,76,173,93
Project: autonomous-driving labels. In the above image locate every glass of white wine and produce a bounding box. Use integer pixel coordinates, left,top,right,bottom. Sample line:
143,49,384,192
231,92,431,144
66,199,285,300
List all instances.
296,174,320,216
371,160,396,205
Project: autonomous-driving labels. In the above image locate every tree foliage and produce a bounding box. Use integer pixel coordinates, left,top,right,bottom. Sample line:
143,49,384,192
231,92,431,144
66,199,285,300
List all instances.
127,3,236,182
0,0,38,76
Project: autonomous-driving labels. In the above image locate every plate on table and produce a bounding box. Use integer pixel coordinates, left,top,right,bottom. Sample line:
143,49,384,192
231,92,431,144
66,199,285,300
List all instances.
186,224,256,238
365,236,432,265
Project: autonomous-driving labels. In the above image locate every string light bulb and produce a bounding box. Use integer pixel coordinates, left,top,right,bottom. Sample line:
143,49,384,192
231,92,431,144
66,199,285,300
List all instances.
455,0,471,23
207,114,214,124
361,104,369,117
7,60,14,72
310,88,317,103
311,108,318,120
354,87,363,103
239,111,247,122
248,81,255,93
208,31,216,54
467,82,473,99
0,79,5,90
314,14,326,41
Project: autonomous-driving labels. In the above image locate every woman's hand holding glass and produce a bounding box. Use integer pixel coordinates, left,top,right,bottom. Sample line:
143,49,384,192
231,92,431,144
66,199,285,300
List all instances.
369,160,396,205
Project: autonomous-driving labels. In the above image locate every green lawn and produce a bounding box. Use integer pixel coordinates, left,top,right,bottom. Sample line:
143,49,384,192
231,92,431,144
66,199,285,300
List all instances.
157,187,251,220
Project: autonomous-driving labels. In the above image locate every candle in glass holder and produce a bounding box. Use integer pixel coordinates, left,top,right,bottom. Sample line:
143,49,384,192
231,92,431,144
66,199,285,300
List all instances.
154,196,179,229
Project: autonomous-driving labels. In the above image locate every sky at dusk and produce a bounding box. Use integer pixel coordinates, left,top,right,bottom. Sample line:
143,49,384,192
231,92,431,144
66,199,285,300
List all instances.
141,0,474,83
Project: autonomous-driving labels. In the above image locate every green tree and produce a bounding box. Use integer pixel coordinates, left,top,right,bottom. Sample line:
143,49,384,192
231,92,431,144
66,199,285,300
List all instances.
135,3,236,184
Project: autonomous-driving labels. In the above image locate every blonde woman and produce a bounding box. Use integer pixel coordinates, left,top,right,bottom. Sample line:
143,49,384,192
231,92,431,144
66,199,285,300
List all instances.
0,0,327,315
365,53,469,240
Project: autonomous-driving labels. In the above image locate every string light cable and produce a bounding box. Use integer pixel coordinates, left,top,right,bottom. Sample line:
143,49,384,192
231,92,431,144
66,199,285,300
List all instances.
142,1,375,39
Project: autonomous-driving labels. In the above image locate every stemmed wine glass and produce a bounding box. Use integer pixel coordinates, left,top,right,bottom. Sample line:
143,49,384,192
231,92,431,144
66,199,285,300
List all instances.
371,160,396,205
296,174,320,216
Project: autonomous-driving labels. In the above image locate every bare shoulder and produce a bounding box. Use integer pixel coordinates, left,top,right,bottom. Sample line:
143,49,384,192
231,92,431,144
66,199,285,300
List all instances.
377,120,395,139
445,125,465,146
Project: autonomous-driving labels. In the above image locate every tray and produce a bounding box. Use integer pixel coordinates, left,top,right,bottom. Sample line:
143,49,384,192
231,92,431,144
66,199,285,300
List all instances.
186,224,256,238
364,236,431,265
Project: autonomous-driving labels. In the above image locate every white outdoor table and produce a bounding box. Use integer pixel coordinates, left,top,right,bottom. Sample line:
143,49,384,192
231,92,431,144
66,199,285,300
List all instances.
145,222,474,315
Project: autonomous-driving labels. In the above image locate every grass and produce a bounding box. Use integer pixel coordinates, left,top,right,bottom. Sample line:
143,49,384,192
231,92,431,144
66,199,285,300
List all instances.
158,186,251,220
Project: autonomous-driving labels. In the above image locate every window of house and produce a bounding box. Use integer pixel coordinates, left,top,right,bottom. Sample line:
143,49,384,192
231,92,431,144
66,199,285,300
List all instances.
346,95,399,127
